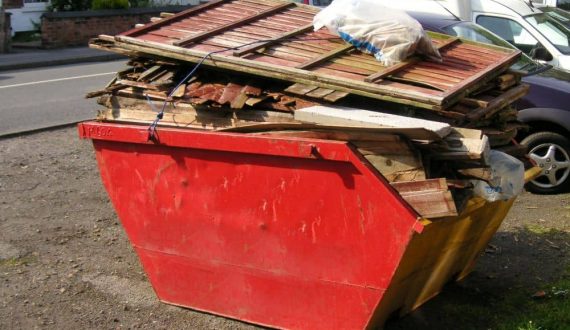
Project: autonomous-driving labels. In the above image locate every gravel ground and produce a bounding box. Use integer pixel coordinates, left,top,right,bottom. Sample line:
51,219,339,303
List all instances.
1,127,568,329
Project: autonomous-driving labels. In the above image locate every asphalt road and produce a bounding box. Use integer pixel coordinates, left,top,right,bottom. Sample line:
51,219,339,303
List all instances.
0,61,127,137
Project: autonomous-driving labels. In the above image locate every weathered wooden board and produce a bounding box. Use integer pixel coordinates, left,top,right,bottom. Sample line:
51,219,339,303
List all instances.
398,190,458,218
391,178,459,218
391,178,448,194
294,105,452,138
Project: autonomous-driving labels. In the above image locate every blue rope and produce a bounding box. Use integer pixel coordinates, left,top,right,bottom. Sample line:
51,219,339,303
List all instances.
147,52,213,141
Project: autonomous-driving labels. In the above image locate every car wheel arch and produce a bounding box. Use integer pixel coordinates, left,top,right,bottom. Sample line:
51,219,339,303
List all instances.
517,107,570,140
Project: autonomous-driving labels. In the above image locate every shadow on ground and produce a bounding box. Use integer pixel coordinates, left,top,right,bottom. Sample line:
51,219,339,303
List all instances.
385,228,570,330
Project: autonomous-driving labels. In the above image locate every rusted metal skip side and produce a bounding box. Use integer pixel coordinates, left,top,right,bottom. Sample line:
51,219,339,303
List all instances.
79,121,424,329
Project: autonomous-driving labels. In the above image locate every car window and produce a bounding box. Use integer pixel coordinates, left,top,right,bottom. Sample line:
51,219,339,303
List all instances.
477,15,545,56
525,13,570,54
443,21,539,72
558,0,570,10
291,0,332,5
311,0,333,5
546,8,570,22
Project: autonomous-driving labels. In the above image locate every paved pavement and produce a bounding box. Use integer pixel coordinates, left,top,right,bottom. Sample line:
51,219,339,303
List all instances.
0,46,124,71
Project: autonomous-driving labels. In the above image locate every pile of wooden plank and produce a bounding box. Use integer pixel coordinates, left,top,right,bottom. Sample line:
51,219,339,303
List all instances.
86,0,530,219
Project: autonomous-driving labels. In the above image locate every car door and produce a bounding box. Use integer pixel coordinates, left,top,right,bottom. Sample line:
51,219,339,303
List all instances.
475,14,560,66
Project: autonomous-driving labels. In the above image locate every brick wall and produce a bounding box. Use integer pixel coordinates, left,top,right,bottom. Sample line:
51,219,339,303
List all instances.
3,0,24,9
40,6,188,48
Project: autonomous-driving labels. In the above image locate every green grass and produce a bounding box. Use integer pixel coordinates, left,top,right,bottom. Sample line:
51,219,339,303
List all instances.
518,321,543,330
439,267,570,330
502,278,570,330
524,224,553,235
0,256,36,267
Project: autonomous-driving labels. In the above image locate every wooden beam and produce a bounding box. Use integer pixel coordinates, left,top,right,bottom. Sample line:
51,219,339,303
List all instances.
457,168,493,181
352,139,411,155
399,190,458,218
391,178,448,194
465,84,529,122
296,44,353,69
294,105,452,138
433,134,490,162
251,130,402,142
363,153,426,182
459,97,489,108
364,37,460,83
222,122,445,141
115,79,162,91
233,24,314,57
364,60,416,83
174,2,295,46
120,0,228,37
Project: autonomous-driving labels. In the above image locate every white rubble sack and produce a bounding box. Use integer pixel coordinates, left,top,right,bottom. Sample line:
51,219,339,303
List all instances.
313,0,442,66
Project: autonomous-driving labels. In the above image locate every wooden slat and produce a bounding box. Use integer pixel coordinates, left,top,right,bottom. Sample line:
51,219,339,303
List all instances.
384,76,447,92
352,139,410,155
396,72,457,87
433,36,461,50
136,65,163,82
296,44,353,69
399,190,458,218
391,178,448,194
440,50,521,106
402,68,463,83
233,24,313,56
306,88,335,99
457,168,493,181
323,91,349,102
459,97,489,108
312,67,367,81
221,122,445,141
317,62,376,76
120,0,228,37
365,60,419,83
364,153,426,183
115,79,162,90
174,2,294,46
365,37,460,83
251,130,403,142
284,83,318,95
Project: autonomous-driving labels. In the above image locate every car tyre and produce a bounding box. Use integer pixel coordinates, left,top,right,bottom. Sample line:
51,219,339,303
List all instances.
522,131,570,194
